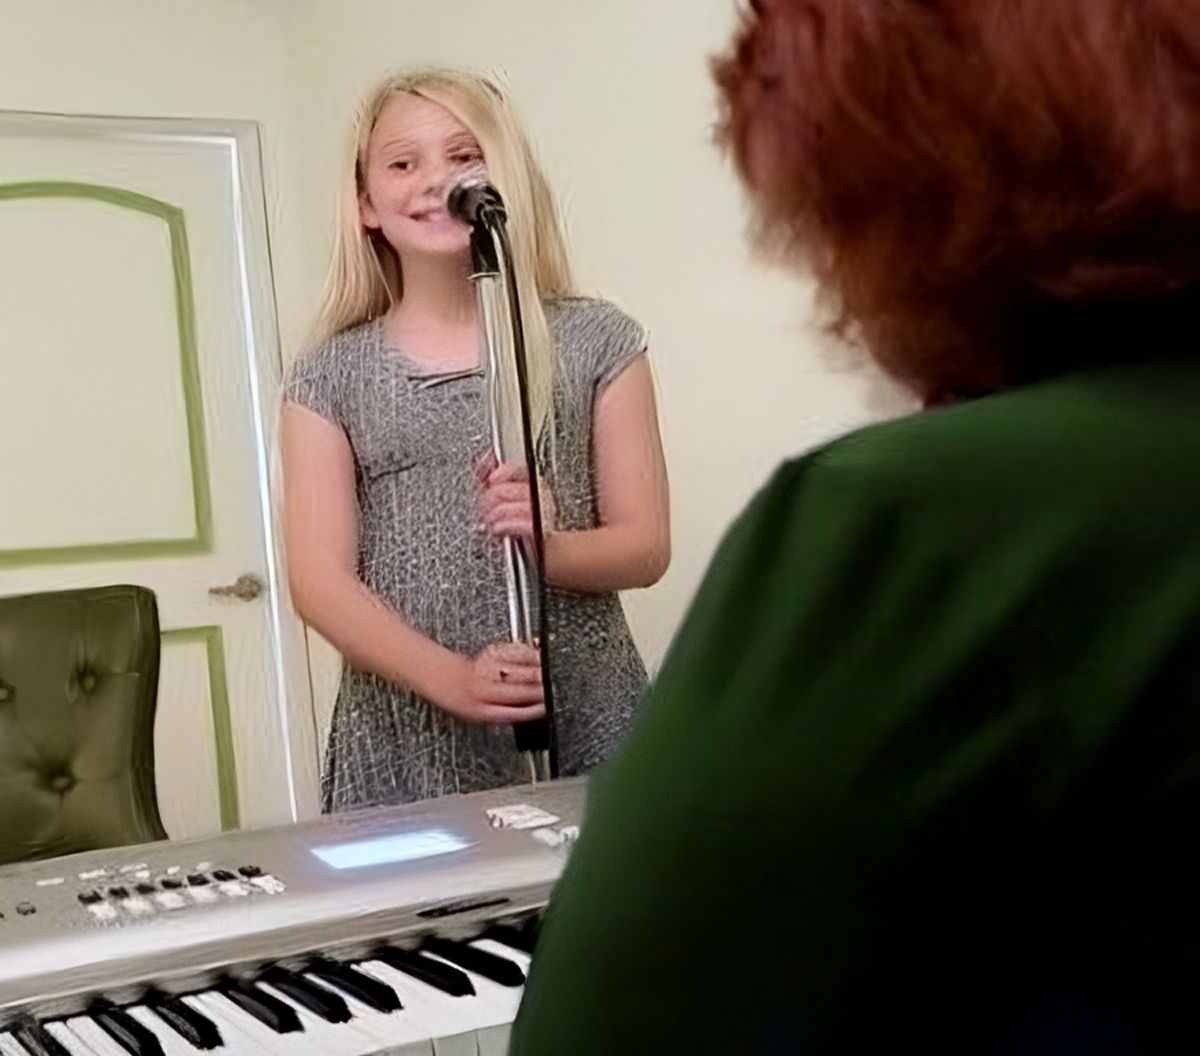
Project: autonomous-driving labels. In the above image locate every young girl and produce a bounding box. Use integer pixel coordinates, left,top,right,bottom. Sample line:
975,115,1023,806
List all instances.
281,68,670,812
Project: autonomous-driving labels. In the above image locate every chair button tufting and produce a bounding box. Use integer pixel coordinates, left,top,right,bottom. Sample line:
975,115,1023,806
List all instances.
0,685,11,702
49,773,76,794
80,672,97,693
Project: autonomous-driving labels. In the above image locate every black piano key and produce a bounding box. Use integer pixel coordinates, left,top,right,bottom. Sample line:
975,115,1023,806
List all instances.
374,945,476,997
306,958,402,1013
484,921,539,955
259,966,352,1024
91,1004,165,1056
145,992,222,1050
10,1021,70,1056
218,979,303,1034
423,936,526,987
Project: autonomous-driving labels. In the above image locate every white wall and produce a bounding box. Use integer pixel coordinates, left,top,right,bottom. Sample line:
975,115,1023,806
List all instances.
3,0,912,747
0,0,290,216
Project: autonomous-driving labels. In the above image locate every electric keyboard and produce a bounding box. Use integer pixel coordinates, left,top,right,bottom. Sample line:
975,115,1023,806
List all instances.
0,778,586,1055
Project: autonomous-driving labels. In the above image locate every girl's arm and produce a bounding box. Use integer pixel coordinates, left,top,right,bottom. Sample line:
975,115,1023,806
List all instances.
483,354,671,593
281,400,545,724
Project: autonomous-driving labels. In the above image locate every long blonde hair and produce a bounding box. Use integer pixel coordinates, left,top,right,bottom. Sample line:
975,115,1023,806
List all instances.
311,67,578,438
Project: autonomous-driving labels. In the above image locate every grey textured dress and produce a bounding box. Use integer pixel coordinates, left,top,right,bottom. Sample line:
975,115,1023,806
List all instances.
285,297,651,812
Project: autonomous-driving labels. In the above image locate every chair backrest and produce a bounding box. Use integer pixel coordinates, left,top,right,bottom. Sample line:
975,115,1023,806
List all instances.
0,584,167,866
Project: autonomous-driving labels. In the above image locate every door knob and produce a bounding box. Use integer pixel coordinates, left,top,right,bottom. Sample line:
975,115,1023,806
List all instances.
208,573,265,602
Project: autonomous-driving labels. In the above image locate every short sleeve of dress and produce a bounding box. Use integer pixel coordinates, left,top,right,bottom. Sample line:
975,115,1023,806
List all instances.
558,298,649,393
283,335,343,426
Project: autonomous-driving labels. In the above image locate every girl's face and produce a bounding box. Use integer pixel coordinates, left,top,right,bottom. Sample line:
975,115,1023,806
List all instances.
359,91,487,260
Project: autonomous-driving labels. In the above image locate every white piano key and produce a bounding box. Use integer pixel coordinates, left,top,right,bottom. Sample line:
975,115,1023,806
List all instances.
468,938,533,973
374,952,518,1056
255,980,381,1056
199,990,321,1055
183,994,275,1055
419,953,522,1056
356,961,477,1056
62,1017,129,1056
43,1021,100,1056
123,1008,197,1056
206,990,326,1056
302,973,434,1056
0,1035,26,1056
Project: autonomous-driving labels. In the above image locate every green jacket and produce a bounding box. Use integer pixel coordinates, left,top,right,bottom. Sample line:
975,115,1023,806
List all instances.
512,359,1200,1054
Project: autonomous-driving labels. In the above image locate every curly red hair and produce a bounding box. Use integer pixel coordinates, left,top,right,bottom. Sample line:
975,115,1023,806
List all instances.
714,0,1200,401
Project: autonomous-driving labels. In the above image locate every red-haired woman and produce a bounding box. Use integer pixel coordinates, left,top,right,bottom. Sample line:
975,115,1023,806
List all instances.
513,1,1200,1052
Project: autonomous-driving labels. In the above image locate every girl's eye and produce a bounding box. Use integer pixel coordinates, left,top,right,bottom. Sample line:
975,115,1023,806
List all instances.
389,160,411,171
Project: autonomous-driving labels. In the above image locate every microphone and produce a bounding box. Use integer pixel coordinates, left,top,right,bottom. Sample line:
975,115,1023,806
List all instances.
447,179,507,225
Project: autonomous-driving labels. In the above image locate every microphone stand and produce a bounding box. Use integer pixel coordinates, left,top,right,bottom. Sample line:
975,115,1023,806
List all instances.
466,201,557,784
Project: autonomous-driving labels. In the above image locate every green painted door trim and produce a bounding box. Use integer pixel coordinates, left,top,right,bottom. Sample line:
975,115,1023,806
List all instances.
161,625,240,832
0,180,214,567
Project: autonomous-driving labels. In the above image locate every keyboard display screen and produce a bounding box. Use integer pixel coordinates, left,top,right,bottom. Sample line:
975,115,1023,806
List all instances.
311,829,472,870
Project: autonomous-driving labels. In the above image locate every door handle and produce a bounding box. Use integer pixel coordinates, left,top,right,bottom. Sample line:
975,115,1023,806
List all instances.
208,573,265,602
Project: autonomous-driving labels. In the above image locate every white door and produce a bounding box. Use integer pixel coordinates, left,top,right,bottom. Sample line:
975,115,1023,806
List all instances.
0,111,318,837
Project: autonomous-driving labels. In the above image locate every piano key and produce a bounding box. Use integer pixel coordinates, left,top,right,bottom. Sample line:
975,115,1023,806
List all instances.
258,966,352,1023
202,991,337,1056
300,973,433,1056
181,995,276,1056
39,1026,92,1056
0,1035,27,1056
217,980,302,1034
122,1010,198,1056
90,1005,165,1056
373,946,476,997
354,962,477,1056
469,936,533,973
142,994,222,1051
411,952,524,1056
362,955,525,1056
255,981,384,1056
205,988,341,1056
307,959,402,1013
482,921,538,955
59,1020,123,1056
422,938,525,987
13,1021,73,1056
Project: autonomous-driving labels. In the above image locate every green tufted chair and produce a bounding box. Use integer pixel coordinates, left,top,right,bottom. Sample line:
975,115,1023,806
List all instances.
0,584,167,866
